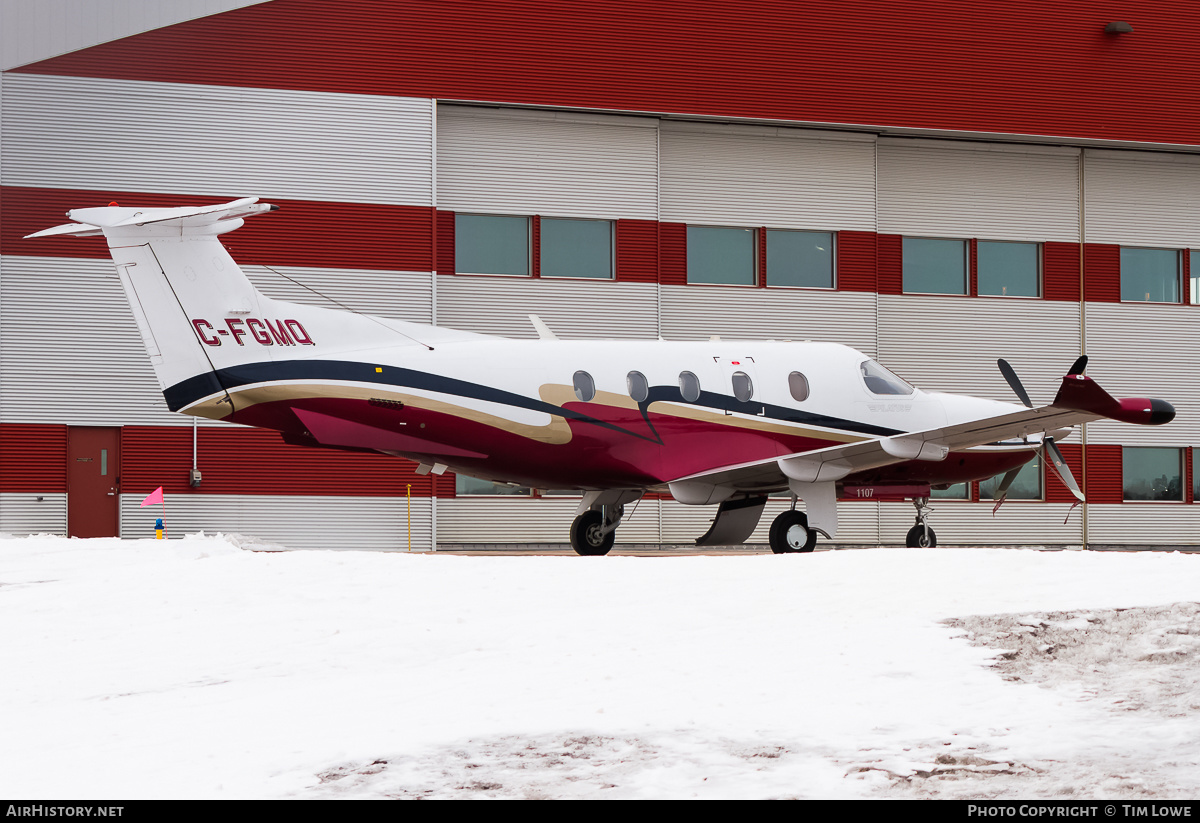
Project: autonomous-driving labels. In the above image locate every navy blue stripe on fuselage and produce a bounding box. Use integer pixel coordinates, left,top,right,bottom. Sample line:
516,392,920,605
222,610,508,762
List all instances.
164,360,902,440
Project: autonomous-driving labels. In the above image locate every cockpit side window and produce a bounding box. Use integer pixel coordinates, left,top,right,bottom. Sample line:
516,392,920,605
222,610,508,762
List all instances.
860,360,915,396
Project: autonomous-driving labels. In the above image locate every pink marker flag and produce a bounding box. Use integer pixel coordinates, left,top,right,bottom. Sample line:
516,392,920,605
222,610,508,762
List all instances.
140,486,164,508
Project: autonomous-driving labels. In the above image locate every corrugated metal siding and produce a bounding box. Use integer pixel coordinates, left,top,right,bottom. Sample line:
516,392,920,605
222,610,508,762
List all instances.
16,2,1200,148
878,502,1084,546
435,275,659,339
745,498,882,545
2,186,434,272
0,493,67,535
1043,242,1081,301
0,255,174,426
659,223,687,286
1080,304,1200,446
1083,445,1123,505
876,234,903,294
119,493,433,551
438,497,662,545
1082,244,1120,303
1,74,434,205
436,105,659,219
877,295,1080,401
659,121,876,230
659,286,879,354
245,266,433,324
878,139,1080,241
1086,504,1200,546
1046,443,1083,504
0,424,68,491
2,0,268,71
1084,149,1200,247
119,426,438,497
615,220,659,284
837,231,877,292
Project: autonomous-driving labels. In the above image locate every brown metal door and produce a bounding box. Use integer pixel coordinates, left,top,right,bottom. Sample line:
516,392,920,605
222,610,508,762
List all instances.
67,427,120,538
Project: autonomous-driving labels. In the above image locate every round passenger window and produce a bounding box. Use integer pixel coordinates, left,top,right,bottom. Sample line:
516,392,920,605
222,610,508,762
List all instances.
627,371,649,403
573,370,596,402
732,371,754,403
679,371,701,403
788,371,810,402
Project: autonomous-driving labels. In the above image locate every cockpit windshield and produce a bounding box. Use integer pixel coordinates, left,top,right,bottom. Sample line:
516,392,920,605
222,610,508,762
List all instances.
860,360,915,396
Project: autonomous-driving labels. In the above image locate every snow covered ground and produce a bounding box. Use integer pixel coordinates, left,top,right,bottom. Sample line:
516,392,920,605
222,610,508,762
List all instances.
1,533,1198,800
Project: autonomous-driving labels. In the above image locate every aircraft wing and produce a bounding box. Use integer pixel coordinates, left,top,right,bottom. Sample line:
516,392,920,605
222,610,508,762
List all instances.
671,371,1173,491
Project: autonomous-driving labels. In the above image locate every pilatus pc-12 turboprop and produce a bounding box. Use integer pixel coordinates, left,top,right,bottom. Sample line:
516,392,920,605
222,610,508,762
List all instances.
29,198,1176,554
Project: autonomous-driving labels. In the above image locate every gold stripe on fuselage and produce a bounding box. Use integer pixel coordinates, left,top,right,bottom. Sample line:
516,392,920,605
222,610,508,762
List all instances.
184,380,872,448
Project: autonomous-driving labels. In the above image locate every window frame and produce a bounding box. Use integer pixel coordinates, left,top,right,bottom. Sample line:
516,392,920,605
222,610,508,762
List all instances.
454,212,533,278
764,228,836,290
901,236,969,296
976,239,1042,299
539,216,615,281
685,224,759,287
1121,446,1184,503
1119,246,1182,305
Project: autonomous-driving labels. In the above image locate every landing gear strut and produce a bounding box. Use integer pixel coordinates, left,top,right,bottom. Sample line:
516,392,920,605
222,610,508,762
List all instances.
905,496,937,547
569,504,624,556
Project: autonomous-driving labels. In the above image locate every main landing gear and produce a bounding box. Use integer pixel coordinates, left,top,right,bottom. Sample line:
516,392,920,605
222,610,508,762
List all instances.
905,496,937,547
569,498,633,556
768,505,817,554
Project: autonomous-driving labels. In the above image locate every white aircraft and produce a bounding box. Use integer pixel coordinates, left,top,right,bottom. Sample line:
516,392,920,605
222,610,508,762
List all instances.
29,198,1176,554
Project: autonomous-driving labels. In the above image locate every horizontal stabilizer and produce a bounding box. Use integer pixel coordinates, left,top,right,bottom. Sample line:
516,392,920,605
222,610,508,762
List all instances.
24,198,277,239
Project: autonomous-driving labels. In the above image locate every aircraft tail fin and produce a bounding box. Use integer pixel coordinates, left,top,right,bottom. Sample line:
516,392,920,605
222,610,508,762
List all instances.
25,198,451,419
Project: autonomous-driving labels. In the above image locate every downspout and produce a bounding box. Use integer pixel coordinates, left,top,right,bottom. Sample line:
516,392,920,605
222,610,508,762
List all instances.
1079,149,1088,549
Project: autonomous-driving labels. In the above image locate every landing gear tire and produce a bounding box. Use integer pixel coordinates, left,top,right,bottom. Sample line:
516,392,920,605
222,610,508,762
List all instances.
905,524,937,548
570,510,615,556
769,510,817,554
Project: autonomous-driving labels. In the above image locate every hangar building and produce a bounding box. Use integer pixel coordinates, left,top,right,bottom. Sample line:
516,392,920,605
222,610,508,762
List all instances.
2,0,1198,549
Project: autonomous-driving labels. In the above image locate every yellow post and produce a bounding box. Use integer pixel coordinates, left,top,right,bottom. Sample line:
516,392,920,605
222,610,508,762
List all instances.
407,483,412,551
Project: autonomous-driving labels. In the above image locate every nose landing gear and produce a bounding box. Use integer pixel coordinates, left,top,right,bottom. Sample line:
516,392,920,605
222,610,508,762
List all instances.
905,496,937,547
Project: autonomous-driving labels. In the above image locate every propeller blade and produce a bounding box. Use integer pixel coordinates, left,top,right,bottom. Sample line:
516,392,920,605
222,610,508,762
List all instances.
1067,355,1088,376
1043,437,1084,503
991,466,1023,516
997,359,1033,408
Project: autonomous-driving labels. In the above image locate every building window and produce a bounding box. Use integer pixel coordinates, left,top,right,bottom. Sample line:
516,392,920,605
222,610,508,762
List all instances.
788,371,810,402
978,457,1043,501
679,371,701,402
1194,447,1199,502
1120,247,1180,303
455,475,532,496
1122,447,1182,501
978,241,1040,297
903,237,968,295
766,230,834,288
627,371,649,403
541,218,613,279
687,226,756,285
931,483,969,500
455,214,530,276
